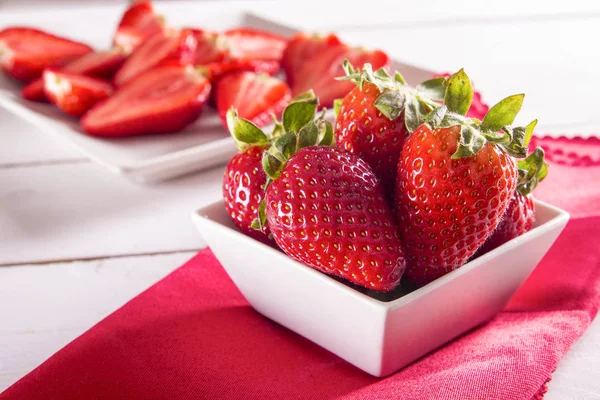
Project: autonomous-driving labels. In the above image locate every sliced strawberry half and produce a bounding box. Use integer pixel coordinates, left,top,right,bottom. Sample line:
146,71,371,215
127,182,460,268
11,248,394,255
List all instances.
188,28,228,65
22,49,127,102
224,27,286,61
114,28,197,87
82,65,211,137
216,71,291,128
43,70,113,117
201,59,279,83
113,1,165,53
282,32,342,87
0,27,92,83
291,45,389,108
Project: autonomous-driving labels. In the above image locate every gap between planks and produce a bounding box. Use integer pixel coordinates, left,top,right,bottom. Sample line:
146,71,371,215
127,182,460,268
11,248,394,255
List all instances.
0,158,88,169
0,248,202,268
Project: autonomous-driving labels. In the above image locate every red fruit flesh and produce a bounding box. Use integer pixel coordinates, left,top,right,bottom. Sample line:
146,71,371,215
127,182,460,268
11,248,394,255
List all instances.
63,49,127,78
266,146,406,292
292,45,389,108
216,71,291,128
224,27,286,61
223,146,275,246
22,49,126,102
335,82,408,198
114,29,197,87
81,65,210,137
202,59,279,83
396,124,517,287
43,70,113,117
21,79,46,102
113,1,165,52
476,192,535,255
282,33,342,87
188,29,228,65
0,27,92,83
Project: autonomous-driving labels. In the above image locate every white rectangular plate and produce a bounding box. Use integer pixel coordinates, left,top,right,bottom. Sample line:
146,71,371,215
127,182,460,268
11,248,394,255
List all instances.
0,9,434,183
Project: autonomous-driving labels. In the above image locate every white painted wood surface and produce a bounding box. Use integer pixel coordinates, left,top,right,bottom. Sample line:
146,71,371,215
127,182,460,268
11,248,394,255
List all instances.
0,1,599,398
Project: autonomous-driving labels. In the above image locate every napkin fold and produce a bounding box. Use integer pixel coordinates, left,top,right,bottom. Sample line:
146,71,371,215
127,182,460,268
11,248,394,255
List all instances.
2,135,599,400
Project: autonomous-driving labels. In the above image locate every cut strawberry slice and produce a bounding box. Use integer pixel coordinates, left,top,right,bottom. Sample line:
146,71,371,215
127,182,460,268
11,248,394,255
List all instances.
113,1,165,53
224,27,286,61
282,32,342,87
82,65,210,137
216,71,291,128
188,28,228,65
0,27,92,83
114,29,197,87
43,70,113,117
201,59,279,83
22,49,126,102
291,45,389,108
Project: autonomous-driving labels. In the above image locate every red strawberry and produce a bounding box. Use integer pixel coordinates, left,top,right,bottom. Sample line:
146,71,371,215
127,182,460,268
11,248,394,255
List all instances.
396,123,517,286
433,73,489,120
81,65,210,137
216,71,291,128
476,192,535,255
0,27,92,83
394,70,544,286
43,70,113,117
292,45,389,108
282,32,342,87
223,145,275,246
224,27,286,61
22,49,126,102
265,145,406,292
335,63,444,199
21,79,47,102
188,29,228,65
114,29,197,87
113,1,165,53
201,59,279,83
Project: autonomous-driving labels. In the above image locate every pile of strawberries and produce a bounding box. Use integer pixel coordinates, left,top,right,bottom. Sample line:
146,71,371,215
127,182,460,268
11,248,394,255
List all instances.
0,1,388,138
223,64,548,293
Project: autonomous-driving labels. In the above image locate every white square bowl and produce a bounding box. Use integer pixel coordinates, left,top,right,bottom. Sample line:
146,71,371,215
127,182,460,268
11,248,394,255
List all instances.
192,199,569,377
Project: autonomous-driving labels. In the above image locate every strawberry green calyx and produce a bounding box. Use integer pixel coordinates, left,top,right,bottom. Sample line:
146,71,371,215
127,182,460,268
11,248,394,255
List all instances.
423,69,534,159
226,107,270,151
516,147,549,196
336,60,444,132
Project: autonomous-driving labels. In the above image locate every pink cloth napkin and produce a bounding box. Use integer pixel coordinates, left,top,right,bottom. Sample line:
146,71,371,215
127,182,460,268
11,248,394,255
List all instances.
1,136,599,400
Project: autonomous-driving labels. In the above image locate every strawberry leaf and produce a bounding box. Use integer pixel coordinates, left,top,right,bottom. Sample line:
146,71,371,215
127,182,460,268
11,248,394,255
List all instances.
282,91,318,134
523,119,537,146
452,125,486,159
318,120,335,146
404,96,423,133
333,98,343,118
444,69,473,116
480,94,524,132
375,90,406,120
226,107,269,151
250,201,268,233
517,147,548,195
298,121,319,149
416,77,446,102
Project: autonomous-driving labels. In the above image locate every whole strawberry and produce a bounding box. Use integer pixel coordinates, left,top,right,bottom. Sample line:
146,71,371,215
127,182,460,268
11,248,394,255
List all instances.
222,108,276,245
237,95,406,292
264,145,405,292
396,69,543,286
335,62,445,198
476,147,547,255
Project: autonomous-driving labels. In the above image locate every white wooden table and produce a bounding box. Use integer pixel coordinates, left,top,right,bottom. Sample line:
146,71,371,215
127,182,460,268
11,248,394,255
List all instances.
1,1,599,398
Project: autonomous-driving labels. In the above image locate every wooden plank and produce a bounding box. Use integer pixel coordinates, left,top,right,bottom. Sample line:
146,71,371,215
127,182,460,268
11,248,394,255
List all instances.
0,251,195,391
0,162,222,264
